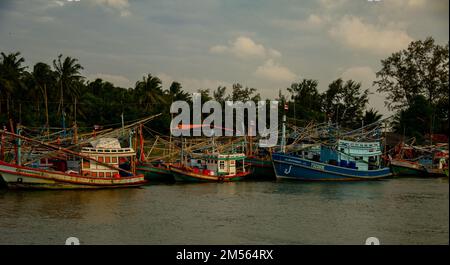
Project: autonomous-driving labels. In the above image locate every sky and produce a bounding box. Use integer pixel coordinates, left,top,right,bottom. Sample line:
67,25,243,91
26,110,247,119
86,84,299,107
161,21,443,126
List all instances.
0,0,448,117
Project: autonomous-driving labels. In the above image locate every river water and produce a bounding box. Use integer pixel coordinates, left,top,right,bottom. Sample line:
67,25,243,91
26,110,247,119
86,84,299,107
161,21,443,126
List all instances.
0,178,448,245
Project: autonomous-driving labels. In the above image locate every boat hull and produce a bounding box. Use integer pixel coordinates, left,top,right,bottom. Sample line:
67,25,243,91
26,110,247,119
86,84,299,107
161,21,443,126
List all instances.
0,161,147,190
272,153,391,181
136,163,174,182
245,157,276,180
390,160,425,177
170,166,250,182
424,167,447,178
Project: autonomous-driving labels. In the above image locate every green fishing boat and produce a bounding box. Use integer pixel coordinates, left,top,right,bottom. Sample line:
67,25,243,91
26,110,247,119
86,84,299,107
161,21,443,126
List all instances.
390,159,426,177
136,162,174,182
245,156,276,179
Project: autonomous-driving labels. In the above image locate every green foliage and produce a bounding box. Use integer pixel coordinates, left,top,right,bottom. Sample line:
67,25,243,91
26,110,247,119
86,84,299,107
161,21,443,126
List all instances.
392,95,434,142
229,83,260,102
374,37,449,139
363,108,383,126
1,38,448,140
323,78,369,129
375,37,449,110
287,79,324,122
53,54,84,118
197,88,212,102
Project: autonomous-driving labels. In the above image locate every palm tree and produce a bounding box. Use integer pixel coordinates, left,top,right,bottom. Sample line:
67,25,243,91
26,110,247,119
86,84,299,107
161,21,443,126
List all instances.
363,108,383,126
135,73,166,112
33,62,56,133
0,52,27,119
166,81,191,102
53,54,84,117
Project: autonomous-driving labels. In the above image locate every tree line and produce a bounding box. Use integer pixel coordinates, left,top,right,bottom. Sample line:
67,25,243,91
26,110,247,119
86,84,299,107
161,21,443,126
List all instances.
0,37,448,143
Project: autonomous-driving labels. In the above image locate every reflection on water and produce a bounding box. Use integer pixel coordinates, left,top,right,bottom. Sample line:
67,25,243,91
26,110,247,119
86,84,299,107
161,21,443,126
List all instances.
0,178,448,245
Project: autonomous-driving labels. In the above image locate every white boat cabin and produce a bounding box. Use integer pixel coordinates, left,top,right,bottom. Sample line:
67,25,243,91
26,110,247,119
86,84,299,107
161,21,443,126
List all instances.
336,140,382,171
80,138,136,178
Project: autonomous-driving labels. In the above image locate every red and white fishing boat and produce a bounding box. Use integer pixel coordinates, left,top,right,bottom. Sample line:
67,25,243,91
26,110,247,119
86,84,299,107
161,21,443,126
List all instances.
0,133,146,189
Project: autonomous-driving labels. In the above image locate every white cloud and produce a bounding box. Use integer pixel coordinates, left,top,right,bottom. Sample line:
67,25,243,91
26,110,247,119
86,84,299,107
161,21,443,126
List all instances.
92,0,131,17
254,59,296,82
209,36,281,59
407,0,426,8
329,16,413,55
53,1,65,7
35,16,55,23
272,14,327,31
341,66,376,86
390,0,426,8
209,45,228,54
319,0,348,9
41,0,64,10
87,73,133,88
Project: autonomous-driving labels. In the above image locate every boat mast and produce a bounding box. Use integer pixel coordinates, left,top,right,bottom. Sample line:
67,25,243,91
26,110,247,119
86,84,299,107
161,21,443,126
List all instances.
281,114,286,153
121,112,125,137
169,112,173,161
62,110,66,139
249,120,253,156
0,129,4,161
139,123,145,162
73,98,78,144
16,125,21,166
180,136,184,165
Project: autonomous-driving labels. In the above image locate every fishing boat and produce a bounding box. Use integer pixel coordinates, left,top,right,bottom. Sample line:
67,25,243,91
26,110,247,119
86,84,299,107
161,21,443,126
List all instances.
389,159,426,176
0,133,146,189
421,149,449,178
271,114,392,181
170,152,250,182
136,161,174,182
272,140,392,181
241,131,276,179
389,143,448,178
245,155,276,179
134,124,175,182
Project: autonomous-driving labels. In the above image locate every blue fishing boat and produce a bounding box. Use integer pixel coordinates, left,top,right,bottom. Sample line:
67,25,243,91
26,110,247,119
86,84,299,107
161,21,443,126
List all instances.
272,139,392,181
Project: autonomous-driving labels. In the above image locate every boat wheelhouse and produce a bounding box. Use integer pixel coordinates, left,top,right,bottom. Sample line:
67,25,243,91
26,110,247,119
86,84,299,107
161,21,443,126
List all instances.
80,138,136,178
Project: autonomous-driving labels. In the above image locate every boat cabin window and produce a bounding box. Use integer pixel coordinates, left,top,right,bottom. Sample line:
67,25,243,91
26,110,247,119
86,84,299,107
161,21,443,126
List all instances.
105,157,111,163
219,161,225,169
112,157,117,163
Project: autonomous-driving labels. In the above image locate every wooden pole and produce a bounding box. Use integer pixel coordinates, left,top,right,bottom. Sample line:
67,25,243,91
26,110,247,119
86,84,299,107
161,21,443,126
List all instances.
73,122,78,144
